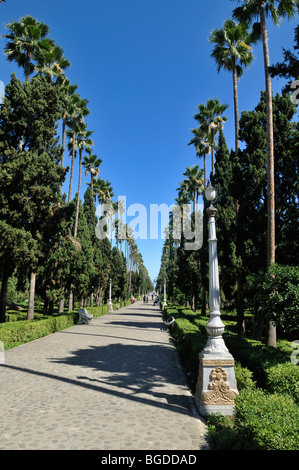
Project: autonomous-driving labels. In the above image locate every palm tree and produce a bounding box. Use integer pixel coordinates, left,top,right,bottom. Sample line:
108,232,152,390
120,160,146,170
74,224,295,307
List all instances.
182,165,204,213
116,198,126,253
34,41,71,81
73,120,94,238
128,238,138,293
189,127,213,186
94,178,114,206
66,93,90,202
176,180,192,246
3,15,50,82
193,98,228,178
232,0,299,347
83,153,102,206
209,19,255,151
56,76,78,192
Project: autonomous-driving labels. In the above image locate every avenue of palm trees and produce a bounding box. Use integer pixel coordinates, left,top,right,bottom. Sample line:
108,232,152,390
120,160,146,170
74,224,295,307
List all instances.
0,1,297,341
157,0,298,348
0,0,298,452
0,12,153,323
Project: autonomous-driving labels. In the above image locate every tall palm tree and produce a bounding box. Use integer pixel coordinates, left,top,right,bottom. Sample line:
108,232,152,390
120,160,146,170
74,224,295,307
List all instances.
116,198,126,253
189,127,213,186
66,93,90,202
3,15,50,81
34,41,71,81
73,120,94,238
128,238,138,293
232,0,299,346
176,181,192,246
56,76,78,192
193,98,228,178
94,178,114,206
83,153,102,206
209,19,255,151
182,165,204,212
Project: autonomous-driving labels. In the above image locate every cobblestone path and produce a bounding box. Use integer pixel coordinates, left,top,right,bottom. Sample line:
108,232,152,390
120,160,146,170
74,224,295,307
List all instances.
0,301,209,450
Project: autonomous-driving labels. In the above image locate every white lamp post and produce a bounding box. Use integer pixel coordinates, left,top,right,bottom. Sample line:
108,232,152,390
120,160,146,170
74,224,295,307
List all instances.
163,278,167,309
195,183,238,416
108,278,113,313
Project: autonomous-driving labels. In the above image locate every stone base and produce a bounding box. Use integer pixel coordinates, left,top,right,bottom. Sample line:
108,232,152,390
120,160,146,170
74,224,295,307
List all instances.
195,397,236,417
195,351,238,417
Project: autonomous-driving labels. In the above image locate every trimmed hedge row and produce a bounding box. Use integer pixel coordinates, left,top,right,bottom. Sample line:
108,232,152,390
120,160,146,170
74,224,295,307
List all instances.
163,303,299,450
234,389,299,450
0,300,131,350
0,313,77,349
223,332,299,404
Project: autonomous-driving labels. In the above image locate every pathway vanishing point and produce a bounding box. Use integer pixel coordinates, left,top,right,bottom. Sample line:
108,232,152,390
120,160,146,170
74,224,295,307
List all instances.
0,301,210,450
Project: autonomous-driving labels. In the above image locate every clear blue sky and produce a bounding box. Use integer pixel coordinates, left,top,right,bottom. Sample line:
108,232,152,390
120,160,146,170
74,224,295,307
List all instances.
0,0,297,282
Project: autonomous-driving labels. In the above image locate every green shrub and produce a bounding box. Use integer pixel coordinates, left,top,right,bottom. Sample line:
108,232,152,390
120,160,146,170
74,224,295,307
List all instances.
234,362,256,391
180,308,199,322
0,301,132,350
206,413,236,450
0,313,76,349
235,389,299,450
265,362,299,404
169,302,299,450
252,264,299,335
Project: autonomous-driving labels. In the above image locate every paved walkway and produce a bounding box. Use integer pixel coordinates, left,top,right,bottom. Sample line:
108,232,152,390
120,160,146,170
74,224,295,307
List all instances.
0,301,209,450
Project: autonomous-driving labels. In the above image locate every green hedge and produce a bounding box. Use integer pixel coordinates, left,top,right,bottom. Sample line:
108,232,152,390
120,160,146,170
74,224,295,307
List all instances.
0,300,131,350
0,313,77,349
165,303,298,403
207,389,299,450
234,389,299,450
163,303,299,450
224,332,299,403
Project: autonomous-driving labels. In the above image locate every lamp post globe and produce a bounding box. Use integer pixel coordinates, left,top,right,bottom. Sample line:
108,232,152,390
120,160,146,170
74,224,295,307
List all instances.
205,182,217,204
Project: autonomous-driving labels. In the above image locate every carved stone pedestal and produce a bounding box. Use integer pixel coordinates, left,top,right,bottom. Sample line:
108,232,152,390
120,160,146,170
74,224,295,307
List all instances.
195,353,238,416
195,200,238,416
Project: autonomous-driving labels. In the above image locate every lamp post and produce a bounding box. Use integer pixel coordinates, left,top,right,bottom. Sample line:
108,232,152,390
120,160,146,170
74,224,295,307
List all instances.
163,278,167,309
195,183,238,416
108,278,113,313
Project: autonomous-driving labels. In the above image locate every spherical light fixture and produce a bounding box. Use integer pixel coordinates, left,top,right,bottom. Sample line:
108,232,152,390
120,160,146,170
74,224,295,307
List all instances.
205,182,217,204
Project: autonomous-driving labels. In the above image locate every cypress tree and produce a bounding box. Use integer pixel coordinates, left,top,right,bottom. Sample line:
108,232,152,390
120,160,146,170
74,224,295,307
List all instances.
0,73,66,321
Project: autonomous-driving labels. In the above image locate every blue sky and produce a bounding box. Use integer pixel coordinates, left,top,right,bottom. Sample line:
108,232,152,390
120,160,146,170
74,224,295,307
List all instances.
0,0,297,282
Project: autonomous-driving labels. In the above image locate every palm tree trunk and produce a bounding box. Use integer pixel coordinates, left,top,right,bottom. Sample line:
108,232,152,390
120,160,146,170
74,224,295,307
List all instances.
68,291,73,312
74,149,82,238
59,298,64,314
211,130,215,177
27,271,36,320
91,174,95,207
204,155,207,187
259,3,276,347
232,58,239,152
68,122,76,202
60,114,66,194
26,50,31,82
129,255,133,293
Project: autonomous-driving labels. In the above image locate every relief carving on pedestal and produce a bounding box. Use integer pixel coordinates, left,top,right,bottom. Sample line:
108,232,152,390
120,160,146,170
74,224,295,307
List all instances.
202,367,238,405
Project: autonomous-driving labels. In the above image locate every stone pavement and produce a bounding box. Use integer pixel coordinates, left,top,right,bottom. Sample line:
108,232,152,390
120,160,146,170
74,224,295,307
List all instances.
0,300,210,450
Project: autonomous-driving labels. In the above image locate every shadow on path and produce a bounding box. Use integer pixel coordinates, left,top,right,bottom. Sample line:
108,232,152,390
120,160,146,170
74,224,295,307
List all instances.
47,342,194,415
1,342,194,417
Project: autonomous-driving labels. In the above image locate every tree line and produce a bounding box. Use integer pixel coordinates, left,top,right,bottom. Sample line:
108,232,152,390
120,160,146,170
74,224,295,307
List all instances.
0,14,153,322
157,0,298,347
